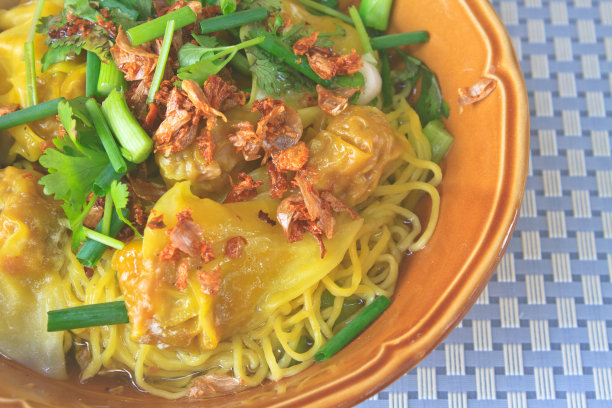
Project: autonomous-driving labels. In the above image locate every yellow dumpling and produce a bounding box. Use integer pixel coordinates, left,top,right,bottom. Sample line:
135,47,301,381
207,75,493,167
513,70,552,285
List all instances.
113,182,362,350
0,166,70,379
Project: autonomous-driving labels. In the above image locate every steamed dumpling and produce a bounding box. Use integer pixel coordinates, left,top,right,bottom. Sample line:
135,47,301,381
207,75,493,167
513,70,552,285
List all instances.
0,167,70,379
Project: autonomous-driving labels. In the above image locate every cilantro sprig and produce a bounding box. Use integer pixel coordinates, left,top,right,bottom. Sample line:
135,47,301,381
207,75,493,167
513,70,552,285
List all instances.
36,0,153,71
177,36,264,84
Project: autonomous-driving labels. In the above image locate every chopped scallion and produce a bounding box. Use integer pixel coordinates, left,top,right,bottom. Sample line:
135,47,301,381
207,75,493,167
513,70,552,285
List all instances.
127,6,197,46
147,19,175,104
85,98,127,173
348,6,373,56
370,31,429,50
0,97,64,131
199,7,268,34
380,49,392,108
97,59,126,96
423,120,454,163
86,51,101,97
359,0,392,31
101,89,153,163
76,208,125,267
47,301,129,332
315,295,391,362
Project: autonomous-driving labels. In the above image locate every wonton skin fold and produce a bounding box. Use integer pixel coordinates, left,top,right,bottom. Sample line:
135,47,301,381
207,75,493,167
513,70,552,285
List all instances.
113,181,363,350
0,167,70,379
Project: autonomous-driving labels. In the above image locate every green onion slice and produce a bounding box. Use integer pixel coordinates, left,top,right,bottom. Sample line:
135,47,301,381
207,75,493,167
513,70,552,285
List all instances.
315,295,391,362
47,301,129,332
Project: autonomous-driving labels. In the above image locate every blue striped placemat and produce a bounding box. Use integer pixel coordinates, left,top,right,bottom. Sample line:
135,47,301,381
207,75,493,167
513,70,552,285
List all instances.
357,1,612,407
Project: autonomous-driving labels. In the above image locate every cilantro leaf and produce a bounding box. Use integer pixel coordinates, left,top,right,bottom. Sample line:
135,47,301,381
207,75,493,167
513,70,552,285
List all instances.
178,37,264,84
57,97,104,153
41,25,114,71
120,0,154,19
110,180,141,236
178,51,237,83
394,50,449,125
36,14,64,35
193,34,220,48
99,0,139,19
39,137,110,210
178,43,218,68
41,42,83,72
64,0,101,21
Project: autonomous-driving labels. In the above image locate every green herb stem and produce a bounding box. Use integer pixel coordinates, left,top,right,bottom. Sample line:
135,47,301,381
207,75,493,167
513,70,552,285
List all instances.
298,0,352,25
24,0,45,107
85,98,127,173
127,6,196,46
101,192,113,236
83,227,125,250
315,295,391,362
47,301,129,332
380,49,392,108
348,6,373,56
101,89,153,163
256,34,332,87
147,20,175,104
24,42,38,107
76,208,126,268
86,52,101,97
359,0,392,31
371,31,429,50
199,7,268,34
27,0,45,42
423,120,454,163
97,59,126,96
0,97,64,131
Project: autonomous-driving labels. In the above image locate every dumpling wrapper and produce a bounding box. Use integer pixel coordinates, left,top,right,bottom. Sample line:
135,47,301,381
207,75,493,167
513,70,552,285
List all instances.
0,167,69,379
115,182,363,349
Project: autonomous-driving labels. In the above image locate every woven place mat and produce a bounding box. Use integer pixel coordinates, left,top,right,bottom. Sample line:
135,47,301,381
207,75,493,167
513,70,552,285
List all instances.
357,1,612,407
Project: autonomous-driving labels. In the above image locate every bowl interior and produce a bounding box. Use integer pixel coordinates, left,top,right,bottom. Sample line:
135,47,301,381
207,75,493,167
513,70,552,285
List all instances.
0,0,528,406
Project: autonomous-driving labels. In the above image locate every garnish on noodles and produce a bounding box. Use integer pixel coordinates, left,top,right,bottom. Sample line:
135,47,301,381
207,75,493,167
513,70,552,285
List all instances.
0,0,457,399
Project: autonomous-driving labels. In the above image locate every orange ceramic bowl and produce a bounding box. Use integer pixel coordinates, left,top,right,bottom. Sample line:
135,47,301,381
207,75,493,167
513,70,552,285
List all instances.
0,0,529,406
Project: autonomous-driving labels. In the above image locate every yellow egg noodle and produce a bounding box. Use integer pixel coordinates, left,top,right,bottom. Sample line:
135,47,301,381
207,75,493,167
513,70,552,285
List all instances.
0,0,442,398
